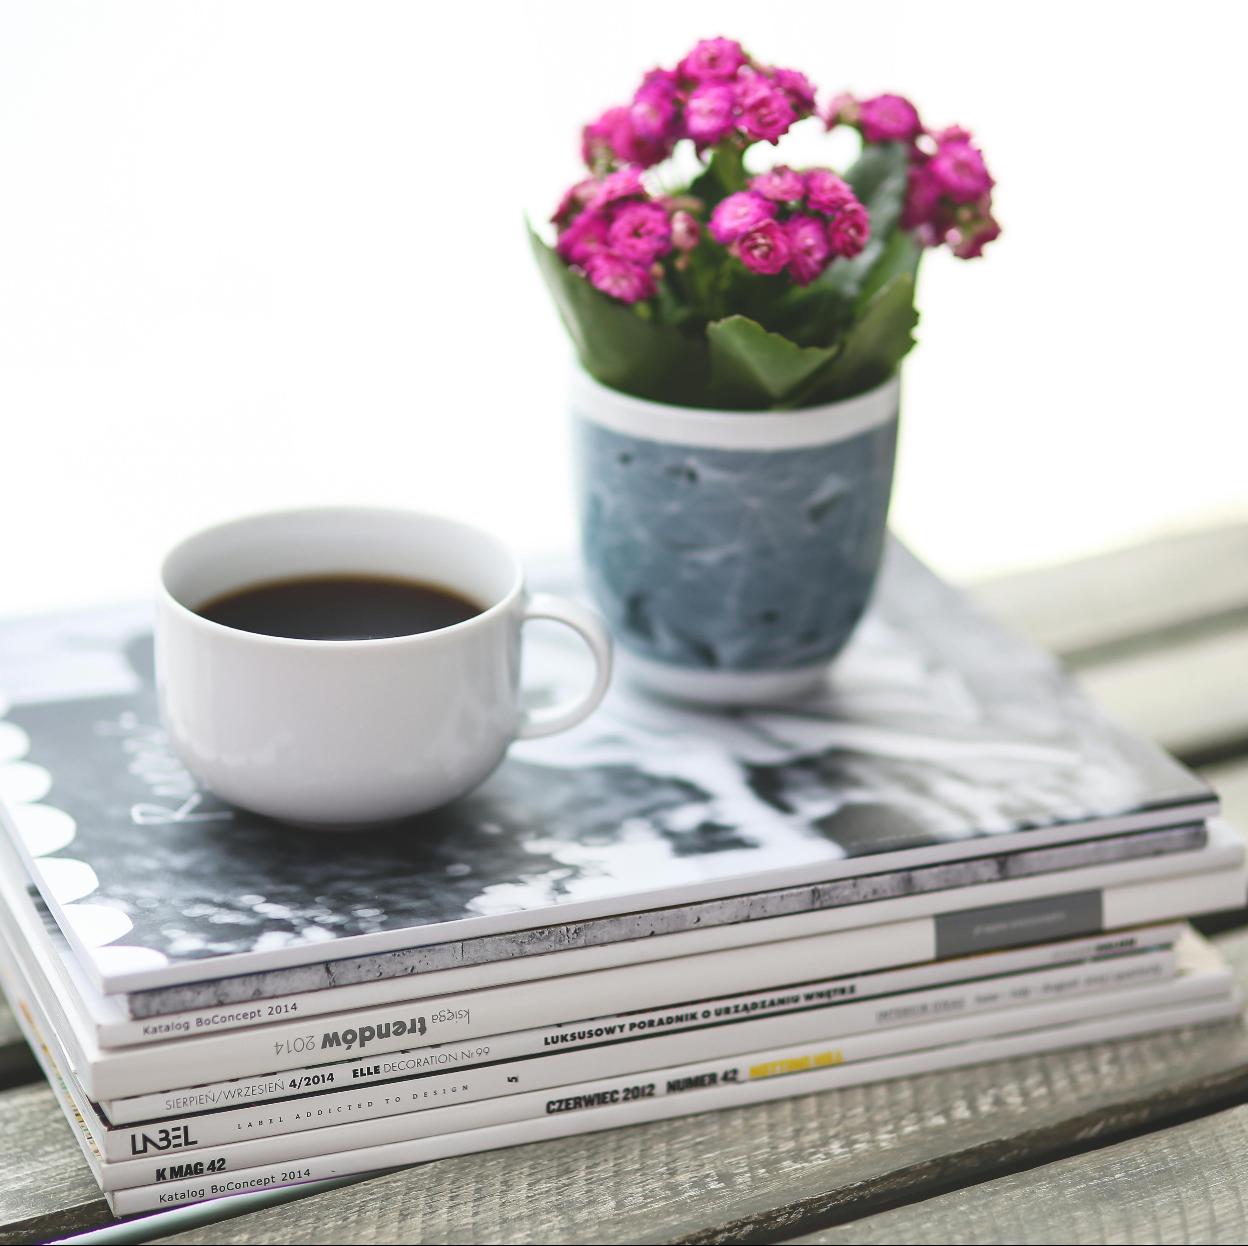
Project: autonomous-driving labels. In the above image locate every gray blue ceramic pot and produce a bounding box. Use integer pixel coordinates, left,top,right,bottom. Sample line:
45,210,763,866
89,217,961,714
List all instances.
572,369,900,705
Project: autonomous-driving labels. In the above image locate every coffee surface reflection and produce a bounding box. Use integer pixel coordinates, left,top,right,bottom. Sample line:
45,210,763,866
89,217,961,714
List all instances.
196,575,483,641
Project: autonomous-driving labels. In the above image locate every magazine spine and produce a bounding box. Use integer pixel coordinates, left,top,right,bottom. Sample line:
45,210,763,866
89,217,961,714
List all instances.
96,948,1178,1166
106,991,1242,1214
100,924,1182,1124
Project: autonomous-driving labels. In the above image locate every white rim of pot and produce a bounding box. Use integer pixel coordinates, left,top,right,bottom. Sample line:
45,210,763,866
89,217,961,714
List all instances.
571,368,900,450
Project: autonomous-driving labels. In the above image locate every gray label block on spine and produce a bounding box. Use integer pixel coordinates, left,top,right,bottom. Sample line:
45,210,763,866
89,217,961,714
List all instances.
935,890,1104,959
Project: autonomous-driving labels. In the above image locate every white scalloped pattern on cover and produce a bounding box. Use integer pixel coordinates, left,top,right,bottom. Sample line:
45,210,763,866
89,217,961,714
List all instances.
9,802,75,855
58,902,136,949
0,760,52,806
92,944,172,975
0,684,170,972
0,720,30,765
36,856,100,905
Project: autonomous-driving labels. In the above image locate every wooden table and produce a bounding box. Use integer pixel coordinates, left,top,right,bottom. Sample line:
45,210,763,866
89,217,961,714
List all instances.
3,525,1247,1246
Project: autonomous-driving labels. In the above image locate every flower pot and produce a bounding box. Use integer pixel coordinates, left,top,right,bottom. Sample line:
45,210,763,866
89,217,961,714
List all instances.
572,369,900,705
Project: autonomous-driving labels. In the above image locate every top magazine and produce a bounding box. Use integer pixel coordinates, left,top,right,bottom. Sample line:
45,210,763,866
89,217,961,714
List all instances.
0,544,1214,995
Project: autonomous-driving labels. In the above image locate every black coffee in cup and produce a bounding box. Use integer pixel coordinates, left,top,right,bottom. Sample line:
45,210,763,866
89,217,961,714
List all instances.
196,575,482,641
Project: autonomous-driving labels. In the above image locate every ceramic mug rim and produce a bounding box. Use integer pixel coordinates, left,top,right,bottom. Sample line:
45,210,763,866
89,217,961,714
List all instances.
571,368,901,451
159,505,524,651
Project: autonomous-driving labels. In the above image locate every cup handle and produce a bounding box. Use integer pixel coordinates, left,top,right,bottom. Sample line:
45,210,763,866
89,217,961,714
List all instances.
516,592,614,740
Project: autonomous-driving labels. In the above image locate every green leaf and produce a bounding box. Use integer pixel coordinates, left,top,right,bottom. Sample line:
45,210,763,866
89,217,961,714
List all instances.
854,226,921,312
845,142,912,232
529,227,706,405
688,143,748,206
706,315,839,409
801,273,918,404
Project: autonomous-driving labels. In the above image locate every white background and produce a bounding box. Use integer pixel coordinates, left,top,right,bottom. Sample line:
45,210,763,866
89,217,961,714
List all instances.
1,1,1245,616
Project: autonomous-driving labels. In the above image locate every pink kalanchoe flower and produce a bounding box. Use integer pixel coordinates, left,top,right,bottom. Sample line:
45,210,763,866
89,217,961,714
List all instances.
670,209,701,252
931,125,973,146
735,218,791,275
900,145,1000,257
770,67,816,113
735,75,797,144
952,212,1001,259
901,163,942,237
927,133,993,204
630,68,681,142
948,199,1001,259
804,168,855,216
582,105,669,169
784,214,831,285
684,81,737,146
608,201,674,264
588,166,646,211
585,251,656,304
628,94,677,144
556,210,611,266
857,94,923,144
820,91,859,130
708,190,776,244
551,177,598,226
637,67,680,102
827,200,870,258
751,165,805,203
678,37,746,82
582,106,627,166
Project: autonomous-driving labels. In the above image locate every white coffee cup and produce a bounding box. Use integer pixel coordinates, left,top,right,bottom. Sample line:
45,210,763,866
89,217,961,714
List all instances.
156,506,613,825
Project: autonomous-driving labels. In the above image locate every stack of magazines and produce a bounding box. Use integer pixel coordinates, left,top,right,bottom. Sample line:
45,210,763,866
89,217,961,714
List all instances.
0,547,1242,1216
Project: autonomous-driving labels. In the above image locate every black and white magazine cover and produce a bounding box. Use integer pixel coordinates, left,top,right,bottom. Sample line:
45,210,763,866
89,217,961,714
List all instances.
0,545,1214,995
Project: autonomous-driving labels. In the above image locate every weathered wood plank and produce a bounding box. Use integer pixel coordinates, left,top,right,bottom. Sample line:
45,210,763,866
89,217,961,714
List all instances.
0,1082,111,1246
786,1101,1248,1245
0,997,35,1091
971,526,1248,768
970,523,1248,664
140,934,1248,1246
1076,626,1248,768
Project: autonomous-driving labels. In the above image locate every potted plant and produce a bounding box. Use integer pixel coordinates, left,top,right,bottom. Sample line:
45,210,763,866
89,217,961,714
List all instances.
532,36,999,704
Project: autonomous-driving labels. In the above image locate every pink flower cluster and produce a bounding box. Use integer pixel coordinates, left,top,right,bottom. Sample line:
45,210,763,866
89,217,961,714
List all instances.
903,127,999,258
707,167,869,283
553,167,698,304
825,93,1000,259
582,37,816,171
